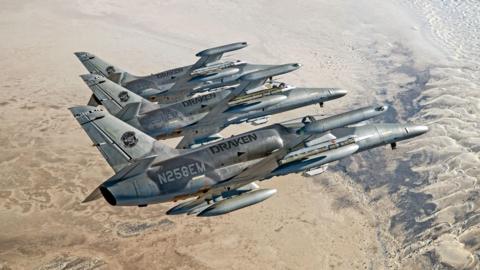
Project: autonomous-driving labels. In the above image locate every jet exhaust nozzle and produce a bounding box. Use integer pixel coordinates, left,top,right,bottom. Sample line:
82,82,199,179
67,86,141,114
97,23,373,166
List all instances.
100,186,117,206
96,174,159,207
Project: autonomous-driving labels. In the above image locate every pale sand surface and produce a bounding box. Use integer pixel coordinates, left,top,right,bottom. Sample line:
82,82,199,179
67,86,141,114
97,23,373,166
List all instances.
0,1,478,269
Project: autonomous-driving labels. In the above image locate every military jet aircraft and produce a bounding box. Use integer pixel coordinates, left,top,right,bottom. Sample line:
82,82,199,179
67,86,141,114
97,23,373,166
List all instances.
79,63,348,148
74,42,279,104
70,102,428,216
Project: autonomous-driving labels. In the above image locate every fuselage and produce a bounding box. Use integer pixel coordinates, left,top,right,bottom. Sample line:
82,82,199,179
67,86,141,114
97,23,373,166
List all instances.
121,63,276,104
134,89,231,138
99,122,428,206
131,86,347,139
100,126,291,206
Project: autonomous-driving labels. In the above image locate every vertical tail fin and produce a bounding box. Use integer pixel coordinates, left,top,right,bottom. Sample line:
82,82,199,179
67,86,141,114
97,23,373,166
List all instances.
74,52,137,84
80,74,152,121
69,106,177,172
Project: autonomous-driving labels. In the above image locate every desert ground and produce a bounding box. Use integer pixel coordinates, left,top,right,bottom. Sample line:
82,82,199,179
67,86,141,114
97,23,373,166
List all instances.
0,0,478,269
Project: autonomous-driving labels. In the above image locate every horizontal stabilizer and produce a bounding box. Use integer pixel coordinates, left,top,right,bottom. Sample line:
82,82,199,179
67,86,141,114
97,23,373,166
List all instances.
115,102,141,122
87,94,101,106
83,187,102,203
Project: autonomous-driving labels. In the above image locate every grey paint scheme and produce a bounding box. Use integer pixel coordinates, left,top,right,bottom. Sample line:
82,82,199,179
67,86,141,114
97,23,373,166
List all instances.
79,64,347,147
70,103,428,215
74,42,278,104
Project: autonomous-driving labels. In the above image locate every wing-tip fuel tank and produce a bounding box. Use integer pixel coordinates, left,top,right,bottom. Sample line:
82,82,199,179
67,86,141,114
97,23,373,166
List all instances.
195,42,248,57
300,104,389,134
241,63,301,81
197,189,277,217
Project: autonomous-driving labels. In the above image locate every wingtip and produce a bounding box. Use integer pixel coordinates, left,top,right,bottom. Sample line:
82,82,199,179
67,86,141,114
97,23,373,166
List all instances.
79,73,101,81
79,73,94,80
74,51,94,61
68,105,103,116
79,74,106,87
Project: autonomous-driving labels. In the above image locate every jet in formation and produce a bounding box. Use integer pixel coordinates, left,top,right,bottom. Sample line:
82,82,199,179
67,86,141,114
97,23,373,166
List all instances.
71,43,428,216
78,64,347,148
75,42,278,104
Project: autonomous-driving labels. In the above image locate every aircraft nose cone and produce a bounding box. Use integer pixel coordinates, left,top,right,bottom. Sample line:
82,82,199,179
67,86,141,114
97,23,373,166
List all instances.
406,125,429,136
330,89,348,98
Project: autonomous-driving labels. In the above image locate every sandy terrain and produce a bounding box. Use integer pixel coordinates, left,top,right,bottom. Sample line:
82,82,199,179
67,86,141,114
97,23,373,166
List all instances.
0,0,478,269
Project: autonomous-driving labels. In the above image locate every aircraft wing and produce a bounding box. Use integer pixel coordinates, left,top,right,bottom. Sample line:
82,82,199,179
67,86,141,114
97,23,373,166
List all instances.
197,134,308,199
176,63,301,149
226,148,288,185
166,147,289,215
192,42,248,69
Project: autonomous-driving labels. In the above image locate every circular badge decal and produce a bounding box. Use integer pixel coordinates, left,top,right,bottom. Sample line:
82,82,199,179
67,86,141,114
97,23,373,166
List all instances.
118,91,130,102
121,131,138,147
106,66,116,75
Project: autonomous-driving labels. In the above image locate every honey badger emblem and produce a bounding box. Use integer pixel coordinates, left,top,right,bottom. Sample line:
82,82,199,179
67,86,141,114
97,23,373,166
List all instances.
121,131,138,147
118,91,129,102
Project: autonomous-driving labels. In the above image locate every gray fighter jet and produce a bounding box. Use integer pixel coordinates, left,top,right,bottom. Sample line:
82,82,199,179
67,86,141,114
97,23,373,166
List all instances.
79,63,347,148
74,42,278,104
70,102,428,216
